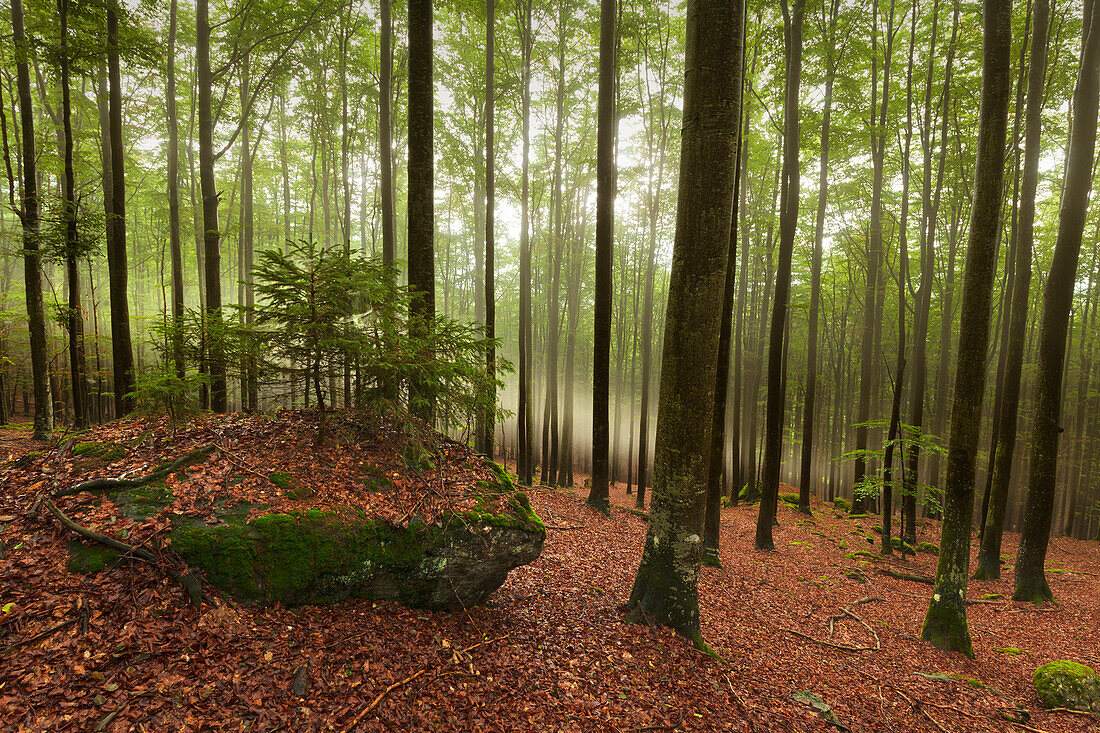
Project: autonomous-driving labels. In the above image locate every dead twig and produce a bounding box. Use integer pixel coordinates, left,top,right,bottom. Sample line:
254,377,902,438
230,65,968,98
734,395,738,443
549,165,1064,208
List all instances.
342,634,512,730
782,627,877,652
1044,707,1100,719
1,617,76,655
893,688,950,733
51,445,216,499
877,567,934,585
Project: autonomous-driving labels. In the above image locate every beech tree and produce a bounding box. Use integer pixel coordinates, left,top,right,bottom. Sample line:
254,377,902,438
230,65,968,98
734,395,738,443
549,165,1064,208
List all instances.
921,0,1011,658
626,0,742,648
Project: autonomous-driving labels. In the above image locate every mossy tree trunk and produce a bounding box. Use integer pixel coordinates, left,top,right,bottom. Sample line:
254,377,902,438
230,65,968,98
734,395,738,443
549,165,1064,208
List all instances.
627,0,742,645
920,0,1011,657
975,0,1048,582
1013,0,1100,603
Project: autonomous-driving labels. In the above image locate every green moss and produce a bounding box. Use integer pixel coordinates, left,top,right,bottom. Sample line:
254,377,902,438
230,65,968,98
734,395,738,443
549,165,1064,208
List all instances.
891,537,914,553
401,443,435,472
1033,661,1100,712
838,540,848,550
980,593,1004,600
916,541,939,555
871,524,883,534
849,513,869,519
789,541,806,546
779,492,800,506
993,647,1025,656
73,441,126,463
361,466,391,493
832,497,851,512
114,481,173,521
67,540,122,574
844,550,880,560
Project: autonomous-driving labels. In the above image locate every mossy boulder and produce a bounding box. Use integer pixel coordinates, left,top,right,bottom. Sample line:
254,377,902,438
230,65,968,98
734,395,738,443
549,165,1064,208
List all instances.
779,492,800,506
170,499,544,611
916,541,939,555
1034,661,1100,712
832,497,851,512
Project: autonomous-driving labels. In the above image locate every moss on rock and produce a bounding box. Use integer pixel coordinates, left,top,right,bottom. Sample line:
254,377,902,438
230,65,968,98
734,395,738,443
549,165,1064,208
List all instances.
1034,661,1100,712
916,541,939,555
73,441,126,463
67,540,122,573
832,497,851,512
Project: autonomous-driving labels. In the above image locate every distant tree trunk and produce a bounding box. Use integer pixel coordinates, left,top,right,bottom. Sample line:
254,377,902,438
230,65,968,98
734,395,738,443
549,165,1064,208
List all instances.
239,54,257,411
58,0,88,428
479,0,497,457
11,0,51,440
197,0,226,413
588,0,616,513
756,0,804,551
853,0,896,515
166,0,185,380
1013,0,1100,604
408,0,435,421
627,0,742,648
920,0,1011,657
975,0,1047,581
517,0,533,484
799,0,839,515
380,0,395,266
107,2,135,416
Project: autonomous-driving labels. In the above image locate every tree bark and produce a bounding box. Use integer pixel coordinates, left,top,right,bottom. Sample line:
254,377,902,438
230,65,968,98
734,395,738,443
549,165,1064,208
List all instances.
588,0,616,512
1013,0,1100,603
921,0,1011,657
627,0,741,648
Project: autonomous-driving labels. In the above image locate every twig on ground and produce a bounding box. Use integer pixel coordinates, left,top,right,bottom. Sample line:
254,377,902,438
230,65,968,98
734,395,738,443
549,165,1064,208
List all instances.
877,567,934,585
51,445,216,499
782,627,877,653
1,617,76,655
1045,707,1100,719
342,634,512,730
892,688,950,733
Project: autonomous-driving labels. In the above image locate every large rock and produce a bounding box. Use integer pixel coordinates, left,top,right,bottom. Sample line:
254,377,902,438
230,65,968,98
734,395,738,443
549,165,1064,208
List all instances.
66,458,545,611
1033,660,1100,712
169,492,545,611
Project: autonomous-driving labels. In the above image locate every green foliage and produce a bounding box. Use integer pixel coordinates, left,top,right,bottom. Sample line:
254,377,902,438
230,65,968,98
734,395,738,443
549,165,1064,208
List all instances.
840,421,945,511
127,361,208,423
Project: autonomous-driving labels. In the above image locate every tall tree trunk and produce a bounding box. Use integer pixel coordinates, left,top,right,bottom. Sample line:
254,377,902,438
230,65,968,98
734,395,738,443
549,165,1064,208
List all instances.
107,2,135,416
1013,0,1100,603
380,0,395,266
479,0,497,456
627,0,742,647
853,0,896,514
58,0,87,428
517,0,533,484
588,0,616,512
756,0,804,551
11,0,51,440
167,0,185,380
975,0,1047,580
920,0,1011,657
799,0,839,514
197,0,226,412
408,0,435,421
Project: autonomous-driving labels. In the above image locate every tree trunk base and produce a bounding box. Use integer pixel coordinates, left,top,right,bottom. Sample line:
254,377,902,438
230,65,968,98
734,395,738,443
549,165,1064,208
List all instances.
921,592,975,658
1013,573,1054,604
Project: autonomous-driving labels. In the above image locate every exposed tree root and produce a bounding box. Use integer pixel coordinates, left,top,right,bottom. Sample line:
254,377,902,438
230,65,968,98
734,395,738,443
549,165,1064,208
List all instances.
877,567,934,584
51,445,215,499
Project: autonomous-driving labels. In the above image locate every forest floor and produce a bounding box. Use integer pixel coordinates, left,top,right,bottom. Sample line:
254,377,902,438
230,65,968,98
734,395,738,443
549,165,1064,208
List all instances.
1,414,1099,732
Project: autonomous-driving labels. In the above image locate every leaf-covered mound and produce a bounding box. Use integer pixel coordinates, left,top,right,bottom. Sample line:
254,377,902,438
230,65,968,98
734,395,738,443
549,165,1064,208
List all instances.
8,410,544,610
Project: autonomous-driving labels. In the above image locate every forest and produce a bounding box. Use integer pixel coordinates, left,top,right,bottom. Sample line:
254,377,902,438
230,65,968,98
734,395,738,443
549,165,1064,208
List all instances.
2,0,1100,729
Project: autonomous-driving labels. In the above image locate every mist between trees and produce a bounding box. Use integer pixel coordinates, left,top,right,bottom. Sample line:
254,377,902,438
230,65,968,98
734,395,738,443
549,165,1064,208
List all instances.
3,0,1099,650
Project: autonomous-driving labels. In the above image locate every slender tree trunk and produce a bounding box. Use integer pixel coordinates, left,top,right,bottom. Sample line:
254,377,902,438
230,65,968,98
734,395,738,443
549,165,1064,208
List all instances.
627,0,742,647
408,0,435,420
756,0,804,551
1014,0,1100,603
107,2,135,416
921,0,1011,657
11,0,51,440
975,0,1047,581
799,0,838,514
479,0,497,457
380,0,395,266
588,0,616,512
517,0,533,484
167,0,185,380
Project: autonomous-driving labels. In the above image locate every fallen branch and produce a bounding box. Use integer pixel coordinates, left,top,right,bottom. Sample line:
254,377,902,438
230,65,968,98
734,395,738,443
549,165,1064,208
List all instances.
877,567,934,585
893,688,950,733
1,617,76,655
342,634,512,730
51,445,215,499
1045,707,1100,719
782,627,877,653
42,498,213,610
